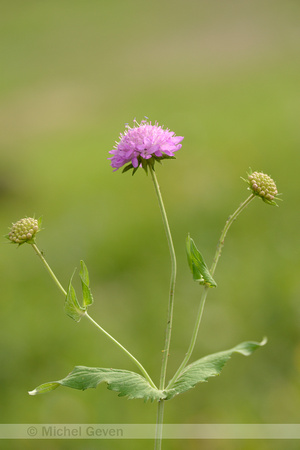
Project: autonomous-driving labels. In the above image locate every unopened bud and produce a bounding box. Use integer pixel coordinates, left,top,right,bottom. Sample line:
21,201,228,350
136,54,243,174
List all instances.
8,217,40,245
247,171,279,206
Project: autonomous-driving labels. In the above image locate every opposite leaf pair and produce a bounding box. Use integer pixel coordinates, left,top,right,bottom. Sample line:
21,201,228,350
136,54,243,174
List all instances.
29,339,267,401
65,261,93,322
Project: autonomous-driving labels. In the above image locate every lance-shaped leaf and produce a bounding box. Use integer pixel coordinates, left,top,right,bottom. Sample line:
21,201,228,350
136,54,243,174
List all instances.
79,260,94,307
28,366,165,402
164,338,267,400
65,271,86,322
186,234,217,287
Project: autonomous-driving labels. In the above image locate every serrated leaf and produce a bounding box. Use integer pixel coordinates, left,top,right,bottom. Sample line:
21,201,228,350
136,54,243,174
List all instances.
79,260,93,307
29,366,165,402
186,234,217,287
164,338,267,400
65,271,85,322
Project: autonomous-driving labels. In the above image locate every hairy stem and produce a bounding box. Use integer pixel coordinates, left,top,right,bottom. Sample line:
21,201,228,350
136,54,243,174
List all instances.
167,194,255,390
84,312,157,389
31,243,157,390
149,166,177,389
31,243,67,296
210,194,255,277
154,400,164,450
149,165,177,450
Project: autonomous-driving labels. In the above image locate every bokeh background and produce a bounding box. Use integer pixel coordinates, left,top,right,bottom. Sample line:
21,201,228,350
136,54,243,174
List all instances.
0,0,299,449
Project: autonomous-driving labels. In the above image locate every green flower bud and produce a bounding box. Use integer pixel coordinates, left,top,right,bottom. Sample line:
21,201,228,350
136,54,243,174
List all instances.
247,171,279,206
8,217,40,245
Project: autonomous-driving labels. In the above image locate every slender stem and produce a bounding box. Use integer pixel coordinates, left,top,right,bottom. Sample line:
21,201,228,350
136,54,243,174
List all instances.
166,286,209,390
149,166,177,390
84,312,157,389
167,194,255,390
31,243,157,390
149,166,177,450
154,400,164,450
210,194,255,277
31,243,67,296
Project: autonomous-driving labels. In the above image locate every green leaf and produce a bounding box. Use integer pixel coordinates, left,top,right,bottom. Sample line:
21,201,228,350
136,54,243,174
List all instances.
164,338,267,400
28,366,165,402
79,260,94,307
122,163,134,173
28,382,60,395
65,271,85,322
186,234,217,287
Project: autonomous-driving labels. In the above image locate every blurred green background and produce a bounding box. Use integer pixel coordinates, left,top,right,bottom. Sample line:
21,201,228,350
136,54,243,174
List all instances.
1,0,299,449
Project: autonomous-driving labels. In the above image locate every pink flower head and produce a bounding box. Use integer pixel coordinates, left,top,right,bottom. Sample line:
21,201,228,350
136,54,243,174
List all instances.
109,119,184,173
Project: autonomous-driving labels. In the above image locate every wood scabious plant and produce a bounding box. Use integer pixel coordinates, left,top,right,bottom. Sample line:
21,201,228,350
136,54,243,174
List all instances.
6,119,280,449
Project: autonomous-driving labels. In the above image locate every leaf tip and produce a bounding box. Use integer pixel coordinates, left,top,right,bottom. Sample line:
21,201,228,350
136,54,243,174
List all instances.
261,336,268,346
28,389,38,396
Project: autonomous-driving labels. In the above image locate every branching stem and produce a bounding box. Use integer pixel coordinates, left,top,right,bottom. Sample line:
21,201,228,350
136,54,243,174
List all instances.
30,243,157,390
167,194,255,390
